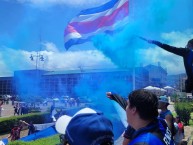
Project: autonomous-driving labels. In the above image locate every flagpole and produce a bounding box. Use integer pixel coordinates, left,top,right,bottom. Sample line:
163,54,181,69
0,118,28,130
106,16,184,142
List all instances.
132,67,135,91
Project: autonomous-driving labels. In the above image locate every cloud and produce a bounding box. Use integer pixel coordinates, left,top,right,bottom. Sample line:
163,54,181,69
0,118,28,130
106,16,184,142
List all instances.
43,49,117,70
0,44,117,76
161,29,193,46
0,46,31,76
43,42,58,52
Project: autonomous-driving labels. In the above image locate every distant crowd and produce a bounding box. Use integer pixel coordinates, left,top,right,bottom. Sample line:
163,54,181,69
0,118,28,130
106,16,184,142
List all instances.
13,103,29,116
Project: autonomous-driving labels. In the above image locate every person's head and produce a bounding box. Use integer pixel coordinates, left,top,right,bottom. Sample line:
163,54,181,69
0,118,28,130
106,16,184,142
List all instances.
55,108,114,145
126,89,158,129
29,121,33,125
158,95,169,110
186,39,193,49
175,116,181,123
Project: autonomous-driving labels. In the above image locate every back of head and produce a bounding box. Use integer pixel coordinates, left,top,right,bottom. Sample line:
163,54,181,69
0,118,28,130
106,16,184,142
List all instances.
128,89,158,120
65,112,114,145
176,115,181,122
187,39,193,49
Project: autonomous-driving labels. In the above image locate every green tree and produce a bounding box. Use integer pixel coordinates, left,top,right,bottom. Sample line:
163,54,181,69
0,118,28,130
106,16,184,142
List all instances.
175,102,192,125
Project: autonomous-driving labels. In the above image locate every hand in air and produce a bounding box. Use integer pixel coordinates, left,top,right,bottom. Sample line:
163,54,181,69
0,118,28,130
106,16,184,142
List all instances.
106,92,113,100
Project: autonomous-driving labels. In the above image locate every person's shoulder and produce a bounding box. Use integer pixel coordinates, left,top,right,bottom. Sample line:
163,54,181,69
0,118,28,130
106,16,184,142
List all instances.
165,110,173,117
165,109,172,114
130,132,165,145
165,113,173,119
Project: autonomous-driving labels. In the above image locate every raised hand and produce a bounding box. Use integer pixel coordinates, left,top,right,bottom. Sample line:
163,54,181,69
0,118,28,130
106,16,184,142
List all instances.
106,92,113,100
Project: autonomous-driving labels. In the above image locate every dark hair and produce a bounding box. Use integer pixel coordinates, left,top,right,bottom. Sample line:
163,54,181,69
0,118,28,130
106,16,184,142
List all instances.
188,39,193,45
128,89,158,120
176,116,181,122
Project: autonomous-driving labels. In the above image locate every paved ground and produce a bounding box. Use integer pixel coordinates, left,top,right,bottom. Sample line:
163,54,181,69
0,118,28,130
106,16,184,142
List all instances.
0,102,15,118
168,101,175,113
0,101,50,118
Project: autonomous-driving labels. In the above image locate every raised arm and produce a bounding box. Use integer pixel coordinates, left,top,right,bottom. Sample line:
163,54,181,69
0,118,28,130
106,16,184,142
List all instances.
106,92,127,110
138,36,187,56
7,133,12,138
20,120,29,126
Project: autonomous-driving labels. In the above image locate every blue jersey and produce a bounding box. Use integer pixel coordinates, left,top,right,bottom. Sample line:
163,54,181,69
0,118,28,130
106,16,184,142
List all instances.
129,119,174,145
159,110,172,119
159,110,176,137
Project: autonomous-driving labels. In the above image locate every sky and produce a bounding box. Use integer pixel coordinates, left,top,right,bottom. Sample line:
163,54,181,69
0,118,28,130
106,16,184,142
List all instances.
0,0,193,76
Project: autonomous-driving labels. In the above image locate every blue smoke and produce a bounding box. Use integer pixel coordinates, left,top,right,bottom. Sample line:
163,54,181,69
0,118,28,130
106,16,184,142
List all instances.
73,0,178,139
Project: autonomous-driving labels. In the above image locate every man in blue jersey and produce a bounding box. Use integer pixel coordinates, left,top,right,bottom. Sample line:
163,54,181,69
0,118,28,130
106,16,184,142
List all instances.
126,89,174,145
107,89,174,145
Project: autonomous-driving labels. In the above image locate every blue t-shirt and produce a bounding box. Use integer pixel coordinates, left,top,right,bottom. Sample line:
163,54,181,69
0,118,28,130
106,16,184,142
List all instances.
159,110,172,119
128,119,174,145
159,110,176,137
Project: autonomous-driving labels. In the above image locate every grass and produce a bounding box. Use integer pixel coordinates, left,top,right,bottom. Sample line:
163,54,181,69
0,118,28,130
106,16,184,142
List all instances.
8,134,60,145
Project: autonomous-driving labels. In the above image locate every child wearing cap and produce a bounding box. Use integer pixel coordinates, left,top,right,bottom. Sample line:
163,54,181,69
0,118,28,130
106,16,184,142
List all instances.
7,120,25,141
174,116,185,145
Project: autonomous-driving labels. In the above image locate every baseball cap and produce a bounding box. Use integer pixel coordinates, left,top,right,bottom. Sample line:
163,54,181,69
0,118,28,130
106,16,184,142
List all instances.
159,96,169,104
55,108,114,145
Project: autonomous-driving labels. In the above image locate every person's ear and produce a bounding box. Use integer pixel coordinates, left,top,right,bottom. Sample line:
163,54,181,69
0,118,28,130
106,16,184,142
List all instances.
131,106,137,114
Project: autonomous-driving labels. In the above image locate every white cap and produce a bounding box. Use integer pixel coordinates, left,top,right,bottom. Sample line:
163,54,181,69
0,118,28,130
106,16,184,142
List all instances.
55,108,96,134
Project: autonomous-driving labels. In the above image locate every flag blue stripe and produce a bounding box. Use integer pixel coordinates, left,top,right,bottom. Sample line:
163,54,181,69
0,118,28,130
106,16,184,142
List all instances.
79,0,119,15
65,27,125,50
65,37,91,50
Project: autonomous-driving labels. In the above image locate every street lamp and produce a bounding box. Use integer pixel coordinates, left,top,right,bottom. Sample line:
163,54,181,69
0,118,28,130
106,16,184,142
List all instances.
30,52,44,70
29,52,45,96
